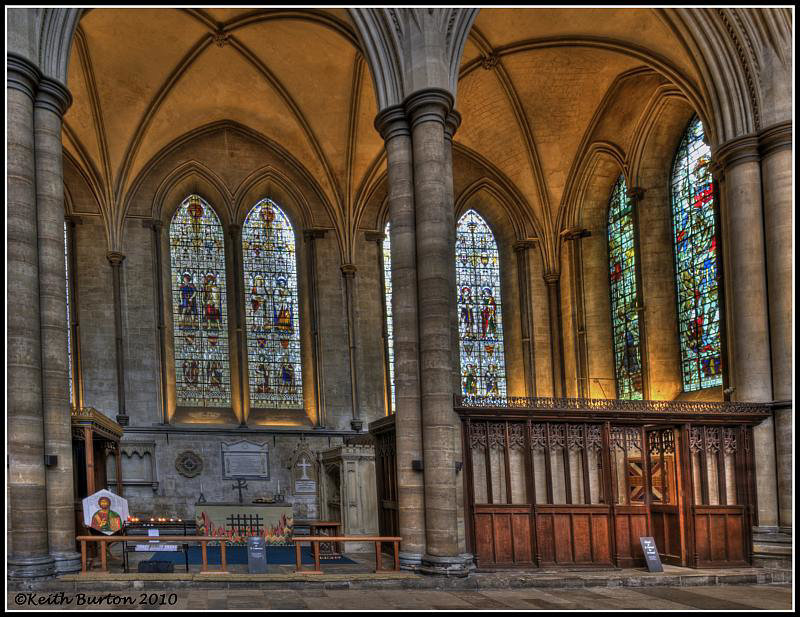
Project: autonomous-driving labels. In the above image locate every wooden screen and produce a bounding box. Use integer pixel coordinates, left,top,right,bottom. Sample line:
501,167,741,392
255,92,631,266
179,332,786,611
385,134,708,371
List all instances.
457,401,764,571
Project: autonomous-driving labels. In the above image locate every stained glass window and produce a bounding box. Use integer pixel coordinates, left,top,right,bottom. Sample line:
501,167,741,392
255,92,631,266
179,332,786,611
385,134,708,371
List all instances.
671,116,722,391
169,194,231,407
607,175,644,400
456,210,507,398
242,199,303,409
64,221,74,406
382,222,395,413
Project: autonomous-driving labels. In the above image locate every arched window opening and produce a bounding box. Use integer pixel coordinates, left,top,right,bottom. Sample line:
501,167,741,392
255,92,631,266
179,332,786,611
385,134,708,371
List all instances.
382,222,395,413
607,175,644,400
169,194,231,407
242,198,303,409
456,210,507,398
671,116,722,392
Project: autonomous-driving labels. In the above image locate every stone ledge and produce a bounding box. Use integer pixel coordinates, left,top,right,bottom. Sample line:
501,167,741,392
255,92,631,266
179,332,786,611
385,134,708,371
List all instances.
9,566,791,592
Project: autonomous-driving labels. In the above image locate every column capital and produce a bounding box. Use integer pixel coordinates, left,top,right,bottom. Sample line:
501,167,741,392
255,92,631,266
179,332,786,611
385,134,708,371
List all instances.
543,271,561,285
513,239,538,253
341,263,357,278
403,87,454,130
106,251,126,267
364,230,385,243
34,76,72,116
303,228,328,241
7,53,41,100
444,109,462,142
713,133,760,170
758,121,792,158
560,227,591,241
375,104,410,141
627,186,646,202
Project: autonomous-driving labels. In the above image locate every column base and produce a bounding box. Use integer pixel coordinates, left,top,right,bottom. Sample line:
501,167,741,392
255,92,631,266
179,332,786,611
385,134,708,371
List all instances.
752,526,792,570
51,550,82,574
7,554,56,580
398,551,423,571
420,553,471,577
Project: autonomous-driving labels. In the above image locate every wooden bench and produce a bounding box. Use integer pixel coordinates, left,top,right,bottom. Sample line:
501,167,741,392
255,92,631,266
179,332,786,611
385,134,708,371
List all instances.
291,535,402,574
77,535,231,574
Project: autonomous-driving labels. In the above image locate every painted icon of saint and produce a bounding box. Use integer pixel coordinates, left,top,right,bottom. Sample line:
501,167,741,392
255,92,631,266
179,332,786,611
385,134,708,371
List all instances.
90,496,122,534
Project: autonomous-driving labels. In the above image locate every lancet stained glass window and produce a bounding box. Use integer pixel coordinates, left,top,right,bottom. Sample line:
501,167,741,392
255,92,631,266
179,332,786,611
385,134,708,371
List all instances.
671,116,722,391
243,199,303,408
607,175,644,399
169,194,231,407
456,210,507,398
64,221,74,406
383,222,395,413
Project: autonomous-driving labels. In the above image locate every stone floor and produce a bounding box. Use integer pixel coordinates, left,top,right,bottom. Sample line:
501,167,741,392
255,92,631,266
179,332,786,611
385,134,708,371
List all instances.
8,583,793,610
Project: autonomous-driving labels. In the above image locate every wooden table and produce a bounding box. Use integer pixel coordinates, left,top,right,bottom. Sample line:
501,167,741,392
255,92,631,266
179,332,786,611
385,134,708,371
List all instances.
77,535,230,574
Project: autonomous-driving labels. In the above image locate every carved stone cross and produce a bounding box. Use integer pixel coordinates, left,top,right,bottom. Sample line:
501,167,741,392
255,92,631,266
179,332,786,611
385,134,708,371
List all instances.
232,478,248,504
298,457,312,480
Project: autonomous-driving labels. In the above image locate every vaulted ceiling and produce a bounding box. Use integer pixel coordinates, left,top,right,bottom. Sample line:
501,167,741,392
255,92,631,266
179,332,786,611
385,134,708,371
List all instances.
63,8,707,263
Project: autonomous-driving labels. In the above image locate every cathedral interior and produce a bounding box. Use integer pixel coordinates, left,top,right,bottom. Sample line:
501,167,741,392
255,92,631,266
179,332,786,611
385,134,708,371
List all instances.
6,7,793,585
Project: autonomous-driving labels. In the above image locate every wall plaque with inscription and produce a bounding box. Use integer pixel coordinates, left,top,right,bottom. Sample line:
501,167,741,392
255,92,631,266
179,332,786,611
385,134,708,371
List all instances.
222,440,270,479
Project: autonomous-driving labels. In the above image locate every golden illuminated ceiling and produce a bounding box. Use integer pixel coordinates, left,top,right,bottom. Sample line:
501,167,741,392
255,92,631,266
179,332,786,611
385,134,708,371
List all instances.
63,7,704,263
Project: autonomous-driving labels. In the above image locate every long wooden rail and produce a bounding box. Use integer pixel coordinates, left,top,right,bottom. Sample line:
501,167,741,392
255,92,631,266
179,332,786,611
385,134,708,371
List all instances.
292,535,402,574
77,535,230,574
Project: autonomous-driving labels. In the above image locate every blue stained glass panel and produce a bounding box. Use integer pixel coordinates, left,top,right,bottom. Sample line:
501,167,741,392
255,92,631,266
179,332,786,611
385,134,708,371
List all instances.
242,199,303,409
671,117,722,391
456,210,507,398
169,194,231,407
607,175,644,400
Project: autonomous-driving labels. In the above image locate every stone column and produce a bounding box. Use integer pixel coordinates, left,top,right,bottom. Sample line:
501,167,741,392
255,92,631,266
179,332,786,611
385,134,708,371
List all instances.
375,105,425,570
758,121,792,534
147,220,169,424
514,241,538,397
107,251,129,427
303,229,327,427
544,272,566,397
714,137,779,549
65,215,84,409
341,264,363,431
35,75,82,573
226,223,246,426
406,88,466,576
8,52,55,579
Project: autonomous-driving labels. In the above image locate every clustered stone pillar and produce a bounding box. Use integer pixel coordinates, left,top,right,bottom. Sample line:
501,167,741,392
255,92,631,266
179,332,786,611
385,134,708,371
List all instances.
107,251,129,427
758,121,792,535
8,53,56,580
406,88,466,576
714,137,778,535
375,105,426,570
341,264,363,431
514,241,537,398
35,75,82,574
544,272,566,397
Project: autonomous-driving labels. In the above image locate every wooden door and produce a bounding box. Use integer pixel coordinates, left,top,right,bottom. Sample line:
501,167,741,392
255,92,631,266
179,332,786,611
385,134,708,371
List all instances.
645,426,686,565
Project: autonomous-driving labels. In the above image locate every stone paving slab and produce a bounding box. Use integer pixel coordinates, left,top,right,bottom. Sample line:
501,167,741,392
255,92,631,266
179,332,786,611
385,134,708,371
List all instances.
9,584,791,611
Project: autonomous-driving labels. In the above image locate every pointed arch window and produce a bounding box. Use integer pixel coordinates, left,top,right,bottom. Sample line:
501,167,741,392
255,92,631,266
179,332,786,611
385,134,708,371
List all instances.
382,222,395,413
670,116,722,391
242,199,303,409
456,210,507,398
607,175,644,400
169,194,231,407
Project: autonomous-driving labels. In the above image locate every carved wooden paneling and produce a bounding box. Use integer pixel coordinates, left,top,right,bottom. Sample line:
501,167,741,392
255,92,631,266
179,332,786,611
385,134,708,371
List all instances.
692,506,747,567
473,505,533,568
534,505,613,566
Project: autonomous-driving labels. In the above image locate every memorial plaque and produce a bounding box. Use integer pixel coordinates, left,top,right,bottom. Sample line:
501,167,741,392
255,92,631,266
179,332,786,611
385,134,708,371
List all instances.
639,536,663,572
222,440,270,479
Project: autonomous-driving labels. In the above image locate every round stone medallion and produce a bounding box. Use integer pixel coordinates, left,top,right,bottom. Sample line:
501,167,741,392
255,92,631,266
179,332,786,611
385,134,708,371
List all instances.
175,450,203,478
